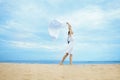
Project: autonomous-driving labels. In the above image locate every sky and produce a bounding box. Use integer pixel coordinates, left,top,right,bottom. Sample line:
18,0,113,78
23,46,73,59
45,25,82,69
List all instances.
0,0,120,61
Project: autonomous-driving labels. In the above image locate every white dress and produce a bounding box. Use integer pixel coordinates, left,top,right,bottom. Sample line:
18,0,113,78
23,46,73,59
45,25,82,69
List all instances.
66,35,74,54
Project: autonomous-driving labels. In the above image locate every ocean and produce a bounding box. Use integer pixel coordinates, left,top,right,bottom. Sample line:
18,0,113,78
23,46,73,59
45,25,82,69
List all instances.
0,60,120,64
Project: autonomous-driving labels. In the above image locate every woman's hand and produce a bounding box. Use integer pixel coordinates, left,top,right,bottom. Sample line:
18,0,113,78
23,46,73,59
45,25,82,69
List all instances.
66,22,72,28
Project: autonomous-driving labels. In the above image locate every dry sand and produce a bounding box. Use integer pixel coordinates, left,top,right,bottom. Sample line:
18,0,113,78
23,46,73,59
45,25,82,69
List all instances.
0,63,120,80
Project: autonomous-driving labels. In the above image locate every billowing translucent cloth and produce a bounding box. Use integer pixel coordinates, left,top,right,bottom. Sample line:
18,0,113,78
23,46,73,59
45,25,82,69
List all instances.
48,20,63,39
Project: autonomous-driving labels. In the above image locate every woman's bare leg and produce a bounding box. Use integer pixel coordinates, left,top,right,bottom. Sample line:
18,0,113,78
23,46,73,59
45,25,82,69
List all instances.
60,53,69,65
70,54,72,64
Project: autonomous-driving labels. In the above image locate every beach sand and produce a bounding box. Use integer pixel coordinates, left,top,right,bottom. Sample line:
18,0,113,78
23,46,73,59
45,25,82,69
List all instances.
0,63,120,80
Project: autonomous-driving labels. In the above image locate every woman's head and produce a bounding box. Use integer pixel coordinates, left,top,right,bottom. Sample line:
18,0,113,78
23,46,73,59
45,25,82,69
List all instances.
66,22,69,24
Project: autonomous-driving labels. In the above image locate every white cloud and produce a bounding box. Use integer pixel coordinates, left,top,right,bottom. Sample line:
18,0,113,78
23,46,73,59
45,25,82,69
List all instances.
13,32,39,40
75,34,120,42
0,0,52,35
46,0,65,6
5,40,54,49
57,5,120,30
4,19,42,33
3,0,49,25
13,3,46,20
58,6,105,29
105,8,120,20
0,39,65,52
75,43,120,53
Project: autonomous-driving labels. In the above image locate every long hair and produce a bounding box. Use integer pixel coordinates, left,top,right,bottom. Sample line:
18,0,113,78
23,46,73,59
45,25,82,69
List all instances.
68,31,70,35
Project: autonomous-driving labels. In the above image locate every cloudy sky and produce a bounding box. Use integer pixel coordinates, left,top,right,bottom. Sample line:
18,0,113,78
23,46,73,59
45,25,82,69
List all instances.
0,0,120,61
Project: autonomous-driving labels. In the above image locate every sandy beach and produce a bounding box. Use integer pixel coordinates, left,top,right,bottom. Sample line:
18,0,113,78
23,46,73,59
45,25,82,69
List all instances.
0,63,120,80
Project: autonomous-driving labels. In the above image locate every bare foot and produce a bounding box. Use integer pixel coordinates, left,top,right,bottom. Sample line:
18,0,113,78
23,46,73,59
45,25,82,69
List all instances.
70,63,72,65
59,62,63,65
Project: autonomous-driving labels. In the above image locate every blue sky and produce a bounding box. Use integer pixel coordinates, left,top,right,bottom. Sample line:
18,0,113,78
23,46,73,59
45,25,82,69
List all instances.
0,0,120,61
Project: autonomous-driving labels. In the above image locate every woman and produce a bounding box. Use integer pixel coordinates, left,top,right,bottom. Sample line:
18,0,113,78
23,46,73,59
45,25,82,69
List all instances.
60,22,74,65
